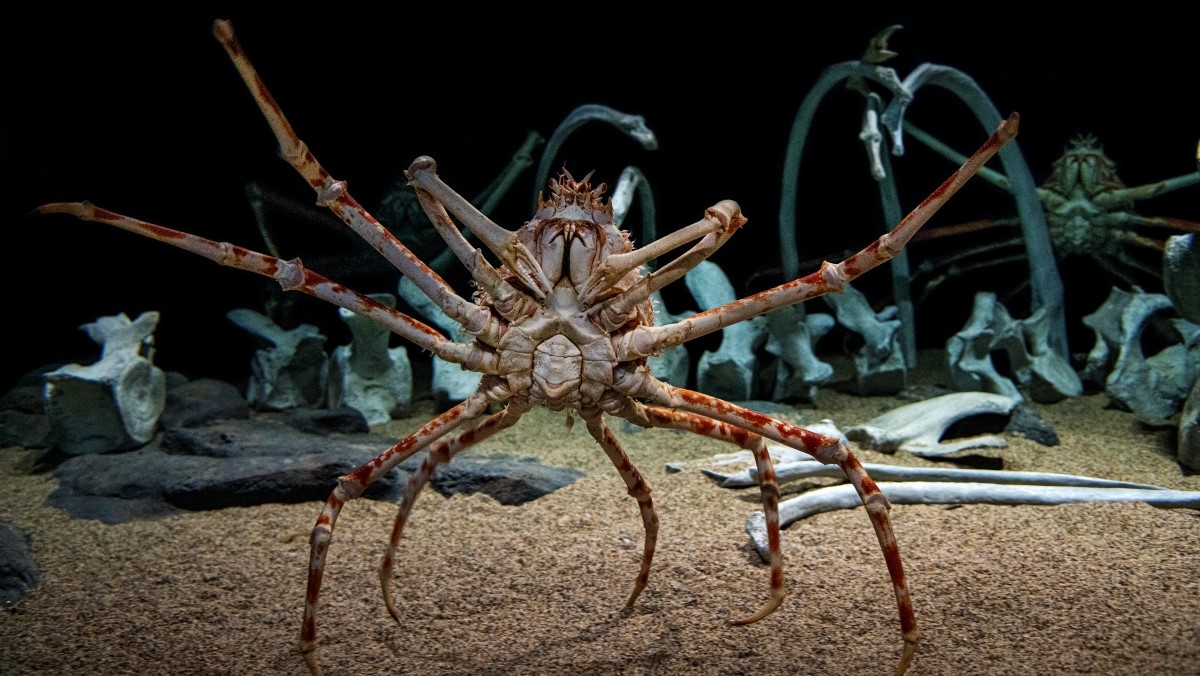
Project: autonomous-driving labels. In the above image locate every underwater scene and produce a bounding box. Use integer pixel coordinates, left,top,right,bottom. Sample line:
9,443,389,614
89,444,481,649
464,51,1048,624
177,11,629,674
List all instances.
3,10,1199,675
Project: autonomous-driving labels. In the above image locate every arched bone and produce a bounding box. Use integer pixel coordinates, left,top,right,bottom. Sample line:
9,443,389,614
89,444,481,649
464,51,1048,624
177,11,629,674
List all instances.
843,391,1019,457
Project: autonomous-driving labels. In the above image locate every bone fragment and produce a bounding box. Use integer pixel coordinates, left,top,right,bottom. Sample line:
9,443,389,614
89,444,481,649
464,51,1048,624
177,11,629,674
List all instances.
44,311,166,454
226,308,328,411
747,482,1200,562
328,292,412,425
1083,287,1200,421
706,459,1165,491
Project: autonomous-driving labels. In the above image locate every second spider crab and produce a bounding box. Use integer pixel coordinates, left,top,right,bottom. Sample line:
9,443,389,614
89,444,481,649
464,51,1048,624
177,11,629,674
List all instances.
910,133,1200,302
34,19,1019,676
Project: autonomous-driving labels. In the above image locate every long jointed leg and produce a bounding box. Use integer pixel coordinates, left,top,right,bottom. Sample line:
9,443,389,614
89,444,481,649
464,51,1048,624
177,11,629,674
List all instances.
210,20,493,336
614,114,1019,360
379,401,530,622
31,202,498,375
579,409,659,608
617,402,786,623
629,380,917,676
301,392,494,676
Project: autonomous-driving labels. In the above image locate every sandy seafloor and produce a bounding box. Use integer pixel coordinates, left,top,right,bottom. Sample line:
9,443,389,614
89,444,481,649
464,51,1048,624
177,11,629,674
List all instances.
2,353,1199,676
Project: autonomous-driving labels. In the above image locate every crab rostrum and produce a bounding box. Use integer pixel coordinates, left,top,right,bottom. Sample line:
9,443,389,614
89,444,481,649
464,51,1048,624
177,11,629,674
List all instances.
33,20,1017,676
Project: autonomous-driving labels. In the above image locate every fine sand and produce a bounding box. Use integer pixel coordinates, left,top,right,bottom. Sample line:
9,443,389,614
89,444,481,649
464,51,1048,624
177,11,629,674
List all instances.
2,356,1199,675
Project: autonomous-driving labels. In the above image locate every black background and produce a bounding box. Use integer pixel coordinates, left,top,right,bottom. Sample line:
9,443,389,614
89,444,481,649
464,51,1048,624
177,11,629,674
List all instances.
4,9,1196,391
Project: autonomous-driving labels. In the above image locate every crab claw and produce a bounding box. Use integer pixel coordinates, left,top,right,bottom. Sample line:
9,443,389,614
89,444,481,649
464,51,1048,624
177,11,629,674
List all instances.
406,156,553,298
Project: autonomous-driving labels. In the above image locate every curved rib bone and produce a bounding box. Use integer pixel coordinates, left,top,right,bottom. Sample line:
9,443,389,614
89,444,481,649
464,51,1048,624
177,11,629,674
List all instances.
532,104,658,211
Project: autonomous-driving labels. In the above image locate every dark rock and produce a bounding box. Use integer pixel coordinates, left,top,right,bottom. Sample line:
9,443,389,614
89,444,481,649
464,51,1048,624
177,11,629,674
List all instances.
49,415,584,523
0,410,53,449
0,384,44,415
407,455,585,505
0,365,62,413
283,407,370,435
32,369,581,522
50,437,405,523
1006,405,1060,447
160,417,394,458
160,377,250,429
0,520,39,609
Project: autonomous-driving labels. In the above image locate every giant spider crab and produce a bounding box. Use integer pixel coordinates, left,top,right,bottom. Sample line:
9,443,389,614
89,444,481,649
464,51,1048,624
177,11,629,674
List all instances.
34,20,1017,676
910,132,1200,304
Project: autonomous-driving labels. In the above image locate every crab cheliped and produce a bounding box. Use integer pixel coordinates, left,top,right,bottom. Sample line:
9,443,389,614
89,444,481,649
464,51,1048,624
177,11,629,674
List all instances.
35,20,1018,676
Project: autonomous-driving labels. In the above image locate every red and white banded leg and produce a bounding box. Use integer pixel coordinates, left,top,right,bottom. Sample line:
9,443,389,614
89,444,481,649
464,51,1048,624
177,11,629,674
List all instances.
614,401,787,623
210,20,500,341
613,114,1020,363
579,409,660,607
31,202,498,375
635,382,917,675
379,401,531,621
300,390,497,676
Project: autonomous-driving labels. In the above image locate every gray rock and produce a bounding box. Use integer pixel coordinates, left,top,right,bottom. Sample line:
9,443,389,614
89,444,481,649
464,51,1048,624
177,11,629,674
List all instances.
413,455,584,505
160,378,250,429
159,416,382,459
49,440,404,521
49,413,583,523
0,410,53,449
0,520,39,609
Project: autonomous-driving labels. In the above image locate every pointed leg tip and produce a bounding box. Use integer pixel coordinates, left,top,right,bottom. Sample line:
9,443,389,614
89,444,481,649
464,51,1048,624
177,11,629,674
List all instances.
624,584,646,609
729,590,786,626
893,638,918,676
29,202,90,219
299,642,324,676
